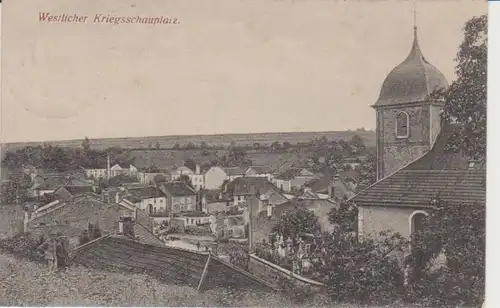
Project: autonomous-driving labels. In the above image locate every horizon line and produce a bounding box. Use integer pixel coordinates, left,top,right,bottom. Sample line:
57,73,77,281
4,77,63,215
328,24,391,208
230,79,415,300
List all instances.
0,128,375,145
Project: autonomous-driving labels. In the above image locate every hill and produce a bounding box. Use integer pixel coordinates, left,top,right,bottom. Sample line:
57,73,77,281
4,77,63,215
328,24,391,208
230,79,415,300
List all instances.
1,131,375,153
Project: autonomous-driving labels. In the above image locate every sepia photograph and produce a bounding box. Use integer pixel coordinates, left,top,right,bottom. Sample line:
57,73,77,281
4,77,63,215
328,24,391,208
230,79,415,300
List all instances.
0,0,488,307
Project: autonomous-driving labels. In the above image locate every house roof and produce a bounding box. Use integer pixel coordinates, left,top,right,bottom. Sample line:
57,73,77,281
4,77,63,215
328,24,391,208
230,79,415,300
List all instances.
225,177,280,196
173,166,194,174
222,167,245,176
247,165,273,174
127,186,165,200
64,185,95,195
275,168,314,180
351,124,486,208
159,181,196,196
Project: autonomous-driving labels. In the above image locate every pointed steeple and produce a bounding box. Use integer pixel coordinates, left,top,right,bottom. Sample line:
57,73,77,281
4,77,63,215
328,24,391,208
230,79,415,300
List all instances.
405,0,424,61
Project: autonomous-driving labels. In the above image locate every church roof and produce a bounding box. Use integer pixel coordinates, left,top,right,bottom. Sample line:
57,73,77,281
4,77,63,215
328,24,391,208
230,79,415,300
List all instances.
351,124,486,208
373,27,449,107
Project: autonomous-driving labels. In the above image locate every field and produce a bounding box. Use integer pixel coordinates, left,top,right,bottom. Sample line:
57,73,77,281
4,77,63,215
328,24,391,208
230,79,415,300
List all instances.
127,148,306,169
1,130,375,152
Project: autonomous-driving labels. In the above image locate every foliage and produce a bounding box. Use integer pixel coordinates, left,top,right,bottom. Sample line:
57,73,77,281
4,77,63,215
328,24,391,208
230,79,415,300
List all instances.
357,153,377,187
177,174,194,189
317,230,408,305
328,200,358,233
184,225,212,237
406,200,485,306
433,14,487,160
81,137,91,152
0,233,45,262
2,145,132,173
272,207,320,240
100,174,137,188
1,175,31,204
228,244,249,271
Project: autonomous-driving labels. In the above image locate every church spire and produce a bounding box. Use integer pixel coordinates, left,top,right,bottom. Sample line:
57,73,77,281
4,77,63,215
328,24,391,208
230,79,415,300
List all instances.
405,0,423,61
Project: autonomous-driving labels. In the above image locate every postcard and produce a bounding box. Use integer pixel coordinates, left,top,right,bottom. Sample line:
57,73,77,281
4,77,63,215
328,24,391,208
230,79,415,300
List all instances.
0,0,488,307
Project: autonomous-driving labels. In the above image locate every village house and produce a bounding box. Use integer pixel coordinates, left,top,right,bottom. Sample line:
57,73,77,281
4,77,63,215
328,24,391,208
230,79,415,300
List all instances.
27,173,93,198
223,177,281,206
303,172,357,200
83,166,107,179
24,192,140,248
52,185,97,201
245,194,338,247
244,165,274,181
273,167,317,192
341,157,363,170
350,27,486,240
158,181,197,214
171,165,205,191
123,186,167,215
137,171,170,185
109,163,138,178
203,166,245,190
200,189,233,214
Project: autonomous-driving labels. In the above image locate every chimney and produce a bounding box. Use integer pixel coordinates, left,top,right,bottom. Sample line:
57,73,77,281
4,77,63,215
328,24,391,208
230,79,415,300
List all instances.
115,192,120,204
133,208,137,220
196,164,201,175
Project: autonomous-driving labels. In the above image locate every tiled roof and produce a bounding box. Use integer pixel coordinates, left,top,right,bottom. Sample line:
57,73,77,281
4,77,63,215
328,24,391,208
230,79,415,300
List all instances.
127,186,165,200
352,169,485,207
64,185,95,195
247,165,273,174
225,177,280,196
275,168,303,180
222,167,245,176
351,124,486,207
159,181,196,196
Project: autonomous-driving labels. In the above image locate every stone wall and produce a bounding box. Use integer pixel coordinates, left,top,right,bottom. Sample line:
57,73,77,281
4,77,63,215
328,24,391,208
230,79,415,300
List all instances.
247,254,324,292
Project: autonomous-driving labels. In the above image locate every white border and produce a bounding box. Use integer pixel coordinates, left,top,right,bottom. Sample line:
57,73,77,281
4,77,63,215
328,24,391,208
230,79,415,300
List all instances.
487,3,499,308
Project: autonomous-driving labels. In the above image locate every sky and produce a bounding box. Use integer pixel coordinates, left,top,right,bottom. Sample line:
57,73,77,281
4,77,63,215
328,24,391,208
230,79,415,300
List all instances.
0,0,488,143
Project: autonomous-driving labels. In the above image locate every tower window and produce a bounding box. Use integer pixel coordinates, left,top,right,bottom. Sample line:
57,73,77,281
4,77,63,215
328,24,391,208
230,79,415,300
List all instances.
396,111,410,138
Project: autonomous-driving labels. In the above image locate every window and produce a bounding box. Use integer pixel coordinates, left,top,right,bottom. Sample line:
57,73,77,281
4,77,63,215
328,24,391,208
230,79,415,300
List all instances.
396,111,409,138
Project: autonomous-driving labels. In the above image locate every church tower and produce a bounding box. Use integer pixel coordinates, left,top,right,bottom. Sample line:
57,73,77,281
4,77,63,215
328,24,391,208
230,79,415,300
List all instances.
373,25,448,180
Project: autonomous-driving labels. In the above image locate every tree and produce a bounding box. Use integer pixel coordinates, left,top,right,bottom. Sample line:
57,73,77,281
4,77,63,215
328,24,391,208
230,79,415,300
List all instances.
178,174,194,188
272,207,321,240
358,153,377,187
173,143,180,150
270,141,281,152
184,159,197,172
81,137,91,152
433,15,487,160
200,141,208,149
407,199,485,306
227,147,248,167
155,142,161,149
328,200,358,234
144,165,160,173
350,134,366,154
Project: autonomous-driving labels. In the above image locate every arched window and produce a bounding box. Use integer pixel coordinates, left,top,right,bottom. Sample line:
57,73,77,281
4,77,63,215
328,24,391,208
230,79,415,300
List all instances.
410,211,427,236
396,111,410,138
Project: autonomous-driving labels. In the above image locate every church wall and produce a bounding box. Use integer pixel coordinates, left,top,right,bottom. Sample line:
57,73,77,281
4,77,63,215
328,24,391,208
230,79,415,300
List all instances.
358,205,418,239
429,104,443,146
377,104,431,178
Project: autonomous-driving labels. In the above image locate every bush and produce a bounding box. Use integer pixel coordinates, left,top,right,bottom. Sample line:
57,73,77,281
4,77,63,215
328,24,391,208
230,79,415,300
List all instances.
0,233,45,262
316,230,408,305
228,244,249,271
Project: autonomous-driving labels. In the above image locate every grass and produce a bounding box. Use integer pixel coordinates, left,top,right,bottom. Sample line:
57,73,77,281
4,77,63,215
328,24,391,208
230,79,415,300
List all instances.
0,253,421,307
